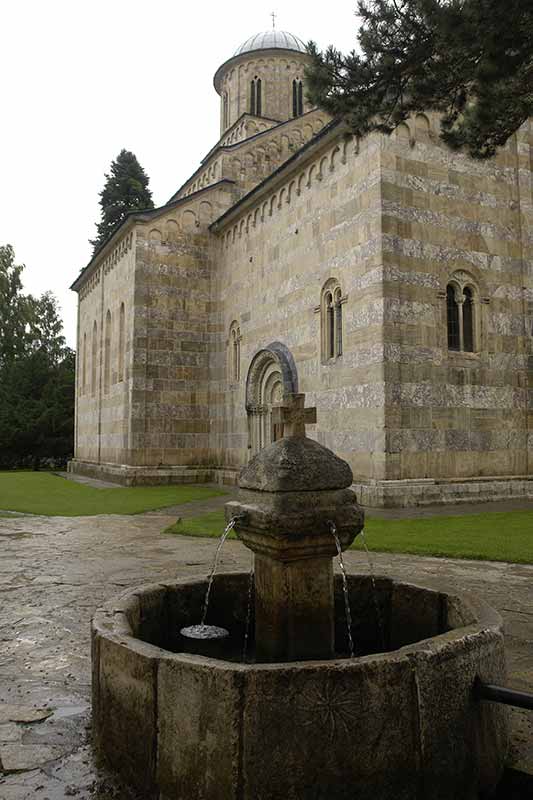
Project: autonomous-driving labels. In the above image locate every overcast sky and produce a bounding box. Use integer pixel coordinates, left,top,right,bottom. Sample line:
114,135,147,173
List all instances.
2,1,359,348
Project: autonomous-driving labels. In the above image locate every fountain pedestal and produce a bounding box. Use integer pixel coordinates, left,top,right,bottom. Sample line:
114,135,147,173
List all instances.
227,393,364,661
226,424,364,660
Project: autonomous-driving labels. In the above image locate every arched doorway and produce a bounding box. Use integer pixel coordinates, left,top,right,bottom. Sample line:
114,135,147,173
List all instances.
246,342,298,455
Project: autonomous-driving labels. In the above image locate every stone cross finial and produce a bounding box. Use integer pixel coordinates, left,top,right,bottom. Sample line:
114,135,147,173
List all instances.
271,393,317,438
271,11,276,29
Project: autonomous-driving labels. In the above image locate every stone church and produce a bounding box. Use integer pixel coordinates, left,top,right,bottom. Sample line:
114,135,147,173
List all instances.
70,28,533,506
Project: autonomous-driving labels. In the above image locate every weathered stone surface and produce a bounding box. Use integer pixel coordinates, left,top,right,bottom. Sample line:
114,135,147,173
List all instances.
0,725,21,743
226,487,364,556
228,432,364,661
95,632,159,797
406,628,508,800
241,656,419,800
239,436,353,493
0,706,52,724
390,581,444,649
254,554,335,661
157,657,243,800
93,574,509,800
0,744,65,772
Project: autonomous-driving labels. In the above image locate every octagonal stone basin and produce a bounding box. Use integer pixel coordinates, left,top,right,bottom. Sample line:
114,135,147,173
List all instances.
92,573,508,800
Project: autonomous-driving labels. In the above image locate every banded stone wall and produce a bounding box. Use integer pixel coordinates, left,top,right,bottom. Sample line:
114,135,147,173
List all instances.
129,219,212,467
209,131,388,481
381,114,533,480
75,233,136,465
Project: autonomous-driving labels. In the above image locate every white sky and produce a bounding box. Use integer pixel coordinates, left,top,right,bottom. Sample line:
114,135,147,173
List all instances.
1,1,359,348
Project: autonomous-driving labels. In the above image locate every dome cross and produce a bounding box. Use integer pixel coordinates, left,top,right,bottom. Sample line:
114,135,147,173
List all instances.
271,11,276,29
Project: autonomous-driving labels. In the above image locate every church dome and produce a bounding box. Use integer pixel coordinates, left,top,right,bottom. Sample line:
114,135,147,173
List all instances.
233,30,307,57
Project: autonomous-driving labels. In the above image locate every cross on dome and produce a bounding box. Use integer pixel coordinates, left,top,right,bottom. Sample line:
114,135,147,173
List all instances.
271,11,277,29
271,393,317,438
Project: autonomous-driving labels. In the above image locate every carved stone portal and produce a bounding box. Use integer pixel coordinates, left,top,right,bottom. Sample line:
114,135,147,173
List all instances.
246,342,298,455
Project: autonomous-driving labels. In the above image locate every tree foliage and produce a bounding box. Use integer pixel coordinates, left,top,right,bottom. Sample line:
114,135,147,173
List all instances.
0,245,75,469
306,0,533,158
90,149,154,253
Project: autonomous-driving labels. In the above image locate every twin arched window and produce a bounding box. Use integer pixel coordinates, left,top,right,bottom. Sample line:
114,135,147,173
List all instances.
293,79,303,117
321,281,343,361
446,281,476,353
250,78,262,116
229,321,241,382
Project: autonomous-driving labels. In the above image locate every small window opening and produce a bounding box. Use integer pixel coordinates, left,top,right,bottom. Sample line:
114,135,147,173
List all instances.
293,79,304,117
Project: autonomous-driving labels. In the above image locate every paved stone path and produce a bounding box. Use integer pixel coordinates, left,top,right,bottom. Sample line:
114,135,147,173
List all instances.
0,501,532,798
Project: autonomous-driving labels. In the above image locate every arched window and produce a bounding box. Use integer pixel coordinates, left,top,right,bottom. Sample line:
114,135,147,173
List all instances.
463,287,474,352
118,303,125,382
335,287,343,357
321,280,344,362
293,79,304,117
104,310,111,394
446,285,460,351
82,332,87,394
223,91,229,128
91,321,97,397
229,321,241,382
446,276,478,353
250,77,262,116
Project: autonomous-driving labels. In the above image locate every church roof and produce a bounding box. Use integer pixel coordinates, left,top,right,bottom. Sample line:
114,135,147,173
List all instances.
233,30,307,56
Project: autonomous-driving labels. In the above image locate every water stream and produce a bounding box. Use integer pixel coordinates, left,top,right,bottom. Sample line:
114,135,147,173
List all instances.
359,529,387,651
200,517,237,626
329,521,355,658
242,550,254,662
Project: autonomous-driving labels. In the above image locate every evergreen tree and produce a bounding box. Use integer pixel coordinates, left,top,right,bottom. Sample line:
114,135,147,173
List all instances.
0,244,32,367
0,245,75,468
306,0,533,159
90,149,154,253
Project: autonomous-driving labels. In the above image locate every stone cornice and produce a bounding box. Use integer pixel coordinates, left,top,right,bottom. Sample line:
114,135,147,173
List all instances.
167,109,323,205
213,47,310,95
210,118,345,233
71,179,235,293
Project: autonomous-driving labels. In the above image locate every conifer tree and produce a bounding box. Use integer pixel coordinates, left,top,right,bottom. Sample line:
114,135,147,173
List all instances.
90,149,154,253
306,0,533,159
0,245,75,468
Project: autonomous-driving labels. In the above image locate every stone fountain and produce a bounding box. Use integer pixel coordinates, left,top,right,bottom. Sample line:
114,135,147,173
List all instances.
92,393,508,800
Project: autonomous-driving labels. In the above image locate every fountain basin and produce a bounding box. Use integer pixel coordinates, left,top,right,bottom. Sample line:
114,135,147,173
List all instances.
92,573,508,800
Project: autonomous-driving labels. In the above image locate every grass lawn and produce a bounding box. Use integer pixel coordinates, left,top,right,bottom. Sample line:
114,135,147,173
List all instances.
0,472,226,516
163,509,533,565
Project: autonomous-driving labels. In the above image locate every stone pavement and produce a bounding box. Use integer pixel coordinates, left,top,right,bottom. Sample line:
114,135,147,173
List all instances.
0,506,532,798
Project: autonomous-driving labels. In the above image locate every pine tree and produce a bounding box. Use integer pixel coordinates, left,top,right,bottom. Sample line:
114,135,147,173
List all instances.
306,0,533,159
90,149,154,253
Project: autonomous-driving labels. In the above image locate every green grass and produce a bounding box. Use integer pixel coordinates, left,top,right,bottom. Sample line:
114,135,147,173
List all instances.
163,511,235,539
163,509,533,565
0,472,226,517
